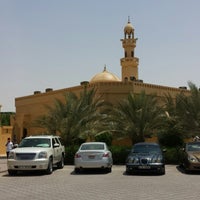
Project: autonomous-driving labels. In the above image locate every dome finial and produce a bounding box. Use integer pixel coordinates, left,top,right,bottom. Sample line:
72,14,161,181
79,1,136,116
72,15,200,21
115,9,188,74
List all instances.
128,16,130,23
104,64,107,71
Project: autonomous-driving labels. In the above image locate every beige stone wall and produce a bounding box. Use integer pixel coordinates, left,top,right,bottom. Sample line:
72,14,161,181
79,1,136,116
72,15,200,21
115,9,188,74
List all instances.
0,126,12,156
13,81,190,144
14,85,92,142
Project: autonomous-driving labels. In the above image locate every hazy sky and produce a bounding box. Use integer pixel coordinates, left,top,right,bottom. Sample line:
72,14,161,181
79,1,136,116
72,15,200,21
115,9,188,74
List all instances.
1,0,200,112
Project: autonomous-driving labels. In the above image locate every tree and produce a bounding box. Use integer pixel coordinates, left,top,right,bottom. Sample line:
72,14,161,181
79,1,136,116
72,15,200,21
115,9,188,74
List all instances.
110,91,162,144
34,88,110,146
158,93,184,147
159,82,200,144
176,82,200,137
0,112,15,126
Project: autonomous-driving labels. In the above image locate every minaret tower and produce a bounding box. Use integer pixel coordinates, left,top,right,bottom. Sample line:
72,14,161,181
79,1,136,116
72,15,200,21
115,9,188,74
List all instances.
120,18,139,81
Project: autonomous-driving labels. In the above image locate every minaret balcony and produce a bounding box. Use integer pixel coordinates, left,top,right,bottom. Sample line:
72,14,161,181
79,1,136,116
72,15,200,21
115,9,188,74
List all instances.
120,57,139,64
121,39,137,44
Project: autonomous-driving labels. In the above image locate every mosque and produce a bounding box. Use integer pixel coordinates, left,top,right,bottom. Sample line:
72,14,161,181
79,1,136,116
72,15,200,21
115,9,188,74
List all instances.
12,20,190,143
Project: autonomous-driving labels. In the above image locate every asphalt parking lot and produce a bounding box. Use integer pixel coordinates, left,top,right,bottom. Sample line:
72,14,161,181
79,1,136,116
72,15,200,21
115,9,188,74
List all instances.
0,163,200,200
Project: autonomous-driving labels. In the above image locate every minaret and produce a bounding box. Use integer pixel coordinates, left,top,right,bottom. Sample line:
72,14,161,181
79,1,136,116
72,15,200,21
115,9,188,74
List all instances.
120,18,139,81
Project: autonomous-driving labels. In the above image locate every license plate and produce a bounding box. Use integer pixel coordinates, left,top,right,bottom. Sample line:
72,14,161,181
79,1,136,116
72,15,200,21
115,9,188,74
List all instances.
18,166,31,169
88,155,95,159
138,166,150,169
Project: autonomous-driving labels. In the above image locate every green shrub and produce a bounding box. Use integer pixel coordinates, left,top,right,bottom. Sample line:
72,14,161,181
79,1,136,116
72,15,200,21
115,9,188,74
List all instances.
65,145,79,165
158,131,184,147
163,147,182,164
95,132,113,146
110,145,131,164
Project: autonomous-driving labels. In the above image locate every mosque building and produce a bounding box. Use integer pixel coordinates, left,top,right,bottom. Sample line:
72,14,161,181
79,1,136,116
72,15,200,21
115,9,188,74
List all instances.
12,20,190,143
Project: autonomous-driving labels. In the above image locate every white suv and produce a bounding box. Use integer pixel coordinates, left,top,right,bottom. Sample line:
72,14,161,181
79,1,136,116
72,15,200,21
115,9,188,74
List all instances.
7,135,65,175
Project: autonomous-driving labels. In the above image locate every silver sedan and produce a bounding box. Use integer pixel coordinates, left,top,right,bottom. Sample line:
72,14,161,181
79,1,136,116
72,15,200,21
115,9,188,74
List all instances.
74,142,113,173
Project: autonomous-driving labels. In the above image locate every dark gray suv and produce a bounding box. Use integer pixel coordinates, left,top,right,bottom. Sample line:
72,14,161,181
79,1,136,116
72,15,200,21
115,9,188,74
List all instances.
126,142,165,175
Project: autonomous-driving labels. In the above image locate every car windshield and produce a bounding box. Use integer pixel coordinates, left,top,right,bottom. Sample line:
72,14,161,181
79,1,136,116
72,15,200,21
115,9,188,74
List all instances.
80,144,105,150
187,143,200,152
132,144,161,154
18,138,51,148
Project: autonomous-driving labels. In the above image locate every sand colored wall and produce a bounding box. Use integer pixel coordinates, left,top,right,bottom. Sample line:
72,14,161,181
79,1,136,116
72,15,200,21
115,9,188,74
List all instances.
14,84,94,142
0,126,12,156
13,80,190,144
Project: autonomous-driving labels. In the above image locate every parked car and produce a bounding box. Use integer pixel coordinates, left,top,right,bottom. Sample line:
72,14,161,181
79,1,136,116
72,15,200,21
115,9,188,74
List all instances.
74,142,113,173
7,135,65,175
126,142,166,175
180,141,200,173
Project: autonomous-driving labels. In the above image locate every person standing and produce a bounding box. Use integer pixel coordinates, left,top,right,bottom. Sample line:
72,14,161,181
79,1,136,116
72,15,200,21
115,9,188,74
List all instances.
5,138,13,158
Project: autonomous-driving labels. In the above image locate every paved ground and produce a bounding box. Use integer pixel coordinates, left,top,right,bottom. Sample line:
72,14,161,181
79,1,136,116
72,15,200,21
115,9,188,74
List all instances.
0,157,7,173
0,164,200,200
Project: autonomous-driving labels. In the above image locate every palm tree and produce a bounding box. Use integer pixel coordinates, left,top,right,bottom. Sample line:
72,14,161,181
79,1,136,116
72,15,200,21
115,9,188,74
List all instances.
161,93,183,131
110,91,162,144
160,82,200,142
34,88,110,146
158,93,184,147
176,82,200,136
75,88,113,141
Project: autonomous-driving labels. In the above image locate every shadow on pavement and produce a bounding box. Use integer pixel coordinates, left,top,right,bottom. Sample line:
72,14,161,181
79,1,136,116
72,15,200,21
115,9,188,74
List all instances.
176,165,200,175
123,171,165,176
71,168,111,175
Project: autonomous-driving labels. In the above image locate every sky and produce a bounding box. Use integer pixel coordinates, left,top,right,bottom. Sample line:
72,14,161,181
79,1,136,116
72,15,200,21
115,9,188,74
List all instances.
0,0,200,112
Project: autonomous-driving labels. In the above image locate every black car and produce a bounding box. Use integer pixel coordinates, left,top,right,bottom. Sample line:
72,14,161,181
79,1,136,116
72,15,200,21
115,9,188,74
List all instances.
126,142,165,175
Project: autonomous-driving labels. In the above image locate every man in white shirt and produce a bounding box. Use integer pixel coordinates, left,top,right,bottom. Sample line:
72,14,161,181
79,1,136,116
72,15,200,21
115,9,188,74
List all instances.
5,138,13,158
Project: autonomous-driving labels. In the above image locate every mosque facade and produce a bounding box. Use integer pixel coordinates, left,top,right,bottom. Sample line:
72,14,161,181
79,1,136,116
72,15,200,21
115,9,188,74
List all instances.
13,20,190,143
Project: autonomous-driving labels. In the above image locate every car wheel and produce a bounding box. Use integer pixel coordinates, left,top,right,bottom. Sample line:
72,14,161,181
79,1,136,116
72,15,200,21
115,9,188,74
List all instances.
183,164,190,174
179,162,184,169
74,168,80,174
106,167,112,173
185,169,191,174
46,158,53,174
159,167,165,175
57,155,64,169
8,170,17,176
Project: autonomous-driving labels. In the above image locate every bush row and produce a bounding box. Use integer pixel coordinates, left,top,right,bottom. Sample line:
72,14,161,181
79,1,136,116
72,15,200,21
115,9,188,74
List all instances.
64,145,131,165
64,145,182,165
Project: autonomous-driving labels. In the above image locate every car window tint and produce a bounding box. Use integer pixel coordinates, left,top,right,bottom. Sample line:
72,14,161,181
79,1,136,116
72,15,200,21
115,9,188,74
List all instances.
52,138,56,146
133,145,161,153
58,137,64,145
81,144,105,150
35,139,51,147
187,143,200,151
18,138,51,148
55,138,60,146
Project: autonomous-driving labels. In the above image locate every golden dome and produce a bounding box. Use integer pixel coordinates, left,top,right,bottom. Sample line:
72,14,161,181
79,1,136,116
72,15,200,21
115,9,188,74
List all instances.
124,21,134,34
90,67,121,83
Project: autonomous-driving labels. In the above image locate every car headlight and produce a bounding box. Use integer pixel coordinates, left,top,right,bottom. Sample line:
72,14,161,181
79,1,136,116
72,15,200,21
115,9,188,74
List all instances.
127,157,139,164
38,151,48,159
8,152,15,159
152,155,163,163
188,155,198,163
